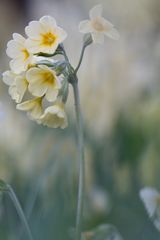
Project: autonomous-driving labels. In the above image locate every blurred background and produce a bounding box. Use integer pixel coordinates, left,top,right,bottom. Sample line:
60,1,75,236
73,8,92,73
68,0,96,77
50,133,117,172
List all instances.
0,0,160,239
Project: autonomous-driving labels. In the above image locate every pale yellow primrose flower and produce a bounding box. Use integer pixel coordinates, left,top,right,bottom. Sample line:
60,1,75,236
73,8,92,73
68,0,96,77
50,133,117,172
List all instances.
79,4,119,44
17,97,43,120
26,65,61,102
37,101,68,129
6,33,34,74
2,70,28,103
25,16,67,54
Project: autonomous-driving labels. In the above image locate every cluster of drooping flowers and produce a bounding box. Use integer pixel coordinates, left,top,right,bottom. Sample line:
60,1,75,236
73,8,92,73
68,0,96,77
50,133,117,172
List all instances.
3,16,68,128
2,5,119,128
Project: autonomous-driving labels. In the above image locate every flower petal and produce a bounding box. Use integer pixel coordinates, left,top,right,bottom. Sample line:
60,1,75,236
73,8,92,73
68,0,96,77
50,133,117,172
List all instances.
40,15,57,32
25,38,42,54
79,20,92,33
6,40,22,58
13,33,25,44
25,21,44,38
9,85,21,103
15,75,28,101
10,58,26,74
2,71,16,86
45,88,59,102
105,28,120,40
89,4,103,19
38,104,68,129
28,82,48,97
56,27,67,42
17,98,43,119
91,32,104,44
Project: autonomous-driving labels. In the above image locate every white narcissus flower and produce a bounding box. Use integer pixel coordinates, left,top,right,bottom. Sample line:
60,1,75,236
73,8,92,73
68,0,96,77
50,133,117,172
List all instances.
79,4,119,44
140,187,160,231
26,65,61,102
25,16,67,54
17,97,43,119
2,71,28,103
6,33,34,74
37,101,68,129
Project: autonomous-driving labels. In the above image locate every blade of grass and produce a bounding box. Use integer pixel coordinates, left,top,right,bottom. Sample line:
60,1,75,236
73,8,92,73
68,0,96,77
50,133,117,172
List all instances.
0,180,34,240
7,184,34,240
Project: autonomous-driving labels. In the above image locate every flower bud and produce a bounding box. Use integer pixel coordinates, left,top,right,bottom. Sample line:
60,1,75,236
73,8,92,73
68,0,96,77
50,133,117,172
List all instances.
83,33,93,47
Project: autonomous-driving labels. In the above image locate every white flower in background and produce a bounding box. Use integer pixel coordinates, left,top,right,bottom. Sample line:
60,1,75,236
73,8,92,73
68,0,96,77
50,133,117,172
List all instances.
2,71,28,103
26,65,61,102
17,97,43,119
140,187,160,231
79,4,119,44
6,33,34,74
25,16,67,54
38,101,68,129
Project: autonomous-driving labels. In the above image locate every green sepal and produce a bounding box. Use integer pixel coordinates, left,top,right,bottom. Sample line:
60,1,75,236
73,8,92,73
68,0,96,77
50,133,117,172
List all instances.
52,61,67,75
58,78,69,103
83,33,93,47
36,60,67,76
35,45,64,57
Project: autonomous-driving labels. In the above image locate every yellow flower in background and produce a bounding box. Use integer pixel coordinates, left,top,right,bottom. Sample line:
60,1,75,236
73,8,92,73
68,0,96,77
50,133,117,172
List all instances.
26,65,61,102
6,33,34,74
2,71,28,103
17,97,43,120
38,101,68,129
25,16,67,54
79,5,119,44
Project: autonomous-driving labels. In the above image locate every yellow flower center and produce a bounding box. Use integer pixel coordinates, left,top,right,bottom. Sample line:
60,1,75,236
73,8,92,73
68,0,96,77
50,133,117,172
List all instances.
92,18,105,32
41,32,57,46
22,49,30,61
43,71,56,85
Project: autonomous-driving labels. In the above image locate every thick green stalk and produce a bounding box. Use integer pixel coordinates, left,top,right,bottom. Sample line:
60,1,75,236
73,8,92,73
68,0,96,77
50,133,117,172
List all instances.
72,80,85,240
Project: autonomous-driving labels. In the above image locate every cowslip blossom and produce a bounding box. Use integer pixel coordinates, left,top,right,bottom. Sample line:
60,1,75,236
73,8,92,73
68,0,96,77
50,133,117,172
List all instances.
3,15,68,128
140,187,160,231
38,101,68,129
26,65,61,102
17,97,43,120
2,71,28,103
25,16,67,54
6,33,34,74
79,5,119,44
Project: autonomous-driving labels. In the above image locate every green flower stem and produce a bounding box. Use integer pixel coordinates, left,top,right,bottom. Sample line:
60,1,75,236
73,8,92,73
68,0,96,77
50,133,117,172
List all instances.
75,45,86,74
7,185,33,240
71,79,85,240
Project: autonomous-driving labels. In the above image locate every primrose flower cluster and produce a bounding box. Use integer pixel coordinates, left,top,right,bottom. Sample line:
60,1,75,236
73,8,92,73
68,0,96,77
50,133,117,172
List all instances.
2,5,119,128
3,16,68,128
